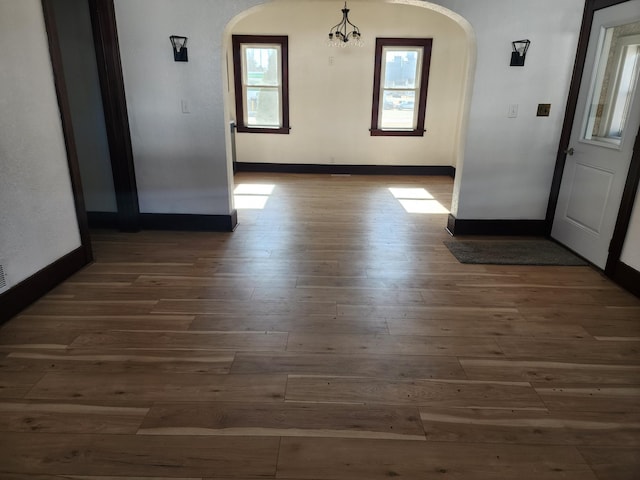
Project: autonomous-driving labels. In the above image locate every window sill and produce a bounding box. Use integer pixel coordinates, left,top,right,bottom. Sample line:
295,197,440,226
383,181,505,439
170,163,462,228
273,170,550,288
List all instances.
236,125,291,134
370,129,425,137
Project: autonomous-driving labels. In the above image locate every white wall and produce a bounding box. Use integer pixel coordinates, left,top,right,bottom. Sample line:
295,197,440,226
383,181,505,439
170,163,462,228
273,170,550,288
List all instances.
0,0,82,288
621,185,640,270
231,1,470,167
435,0,584,219
52,0,117,213
114,0,266,215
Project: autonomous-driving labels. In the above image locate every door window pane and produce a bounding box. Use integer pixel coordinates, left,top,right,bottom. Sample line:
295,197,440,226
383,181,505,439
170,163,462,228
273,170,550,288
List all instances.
583,21,640,147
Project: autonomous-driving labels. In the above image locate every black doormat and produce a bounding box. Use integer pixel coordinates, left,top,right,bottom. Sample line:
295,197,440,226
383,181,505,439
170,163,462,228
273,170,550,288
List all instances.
443,239,588,266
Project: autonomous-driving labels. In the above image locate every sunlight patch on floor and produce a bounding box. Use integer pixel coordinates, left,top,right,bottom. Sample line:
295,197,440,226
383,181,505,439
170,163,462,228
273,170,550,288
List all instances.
389,187,449,214
389,187,434,200
234,184,275,210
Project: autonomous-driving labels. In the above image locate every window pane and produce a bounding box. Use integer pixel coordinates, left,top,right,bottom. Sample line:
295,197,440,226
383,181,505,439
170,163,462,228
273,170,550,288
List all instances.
383,49,420,88
380,90,416,129
608,44,640,137
244,46,280,86
583,22,640,147
246,87,281,127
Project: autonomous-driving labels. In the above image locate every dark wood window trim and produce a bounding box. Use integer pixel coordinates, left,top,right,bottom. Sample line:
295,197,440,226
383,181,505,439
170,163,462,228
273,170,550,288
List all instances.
232,35,290,135
370,38,432,137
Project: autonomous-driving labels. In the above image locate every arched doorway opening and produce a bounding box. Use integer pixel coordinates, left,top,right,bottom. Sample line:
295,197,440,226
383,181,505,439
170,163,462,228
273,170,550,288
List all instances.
221,0,476,217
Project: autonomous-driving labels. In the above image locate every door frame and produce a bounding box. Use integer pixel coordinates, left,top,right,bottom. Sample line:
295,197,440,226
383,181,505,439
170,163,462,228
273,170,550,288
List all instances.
42,0,140,234
545,0,640,288
88,0,140,232
41,0,93,261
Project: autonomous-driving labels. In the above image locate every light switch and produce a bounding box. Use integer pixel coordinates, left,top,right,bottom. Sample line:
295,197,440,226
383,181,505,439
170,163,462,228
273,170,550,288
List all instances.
508,104,518,118
181,99,190,114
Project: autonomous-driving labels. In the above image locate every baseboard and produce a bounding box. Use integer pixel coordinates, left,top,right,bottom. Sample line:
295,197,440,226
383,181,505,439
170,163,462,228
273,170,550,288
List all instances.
609,261,640,298
140,211,238,232
447,214,547,236
87,211,118,229
0,246,89,325
236,162,456,177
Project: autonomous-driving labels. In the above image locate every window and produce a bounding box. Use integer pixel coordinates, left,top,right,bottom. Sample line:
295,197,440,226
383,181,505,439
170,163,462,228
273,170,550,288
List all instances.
371,38,432,136
232,35,290,134
582,24,640,148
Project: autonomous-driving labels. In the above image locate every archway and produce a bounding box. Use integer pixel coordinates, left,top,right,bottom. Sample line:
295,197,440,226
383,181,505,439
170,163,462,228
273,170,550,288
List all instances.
221,0,476,217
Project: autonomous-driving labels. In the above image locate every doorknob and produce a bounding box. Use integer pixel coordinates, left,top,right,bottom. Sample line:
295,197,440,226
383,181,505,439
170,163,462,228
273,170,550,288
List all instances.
564,147,575,156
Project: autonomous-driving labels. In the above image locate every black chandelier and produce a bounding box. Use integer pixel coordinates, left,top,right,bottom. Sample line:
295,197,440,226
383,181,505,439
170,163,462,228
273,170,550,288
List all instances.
328,2,363,47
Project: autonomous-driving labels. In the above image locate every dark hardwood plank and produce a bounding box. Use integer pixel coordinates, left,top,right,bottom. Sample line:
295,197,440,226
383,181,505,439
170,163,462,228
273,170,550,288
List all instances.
230,353,466,379
387,317,589,338
68,330,288,352
0,315,195,347
0,433,279,477
419,407,640,446
0,349,234,374
497,338,640,365
190,314,389,334
153,299,337,316
287,333,504,357
285,375,544,408
276,437,597,479
252,286,424,306
0,372,45,398
21,300,157,316
460,358,640,385
140,402,425,440
0,401,147,434
578,447,640,480
536,385,640,412
26,373,287,404
51,284,255,301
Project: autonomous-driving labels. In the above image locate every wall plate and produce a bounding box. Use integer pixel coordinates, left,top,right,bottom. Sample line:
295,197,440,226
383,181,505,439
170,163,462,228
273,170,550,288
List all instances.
537,104,551,116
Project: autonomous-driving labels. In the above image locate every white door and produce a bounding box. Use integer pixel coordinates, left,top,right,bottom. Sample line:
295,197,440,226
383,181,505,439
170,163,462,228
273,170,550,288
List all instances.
552,1,640,269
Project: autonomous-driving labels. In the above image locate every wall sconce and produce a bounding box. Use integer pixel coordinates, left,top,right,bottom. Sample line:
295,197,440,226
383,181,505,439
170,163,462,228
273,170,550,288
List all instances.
510,39,530,66
170,35,188,62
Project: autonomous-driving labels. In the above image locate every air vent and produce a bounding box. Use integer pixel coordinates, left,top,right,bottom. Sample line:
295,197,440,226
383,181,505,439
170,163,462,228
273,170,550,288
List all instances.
0,261,8,294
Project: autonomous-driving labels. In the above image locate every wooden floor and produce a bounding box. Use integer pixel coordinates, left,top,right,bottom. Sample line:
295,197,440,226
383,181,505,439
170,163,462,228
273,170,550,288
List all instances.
1,172,639,479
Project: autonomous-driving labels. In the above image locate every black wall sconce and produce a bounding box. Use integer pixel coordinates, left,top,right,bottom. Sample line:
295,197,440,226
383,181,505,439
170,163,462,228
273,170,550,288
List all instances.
170,35,188,62
510,39,530,66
